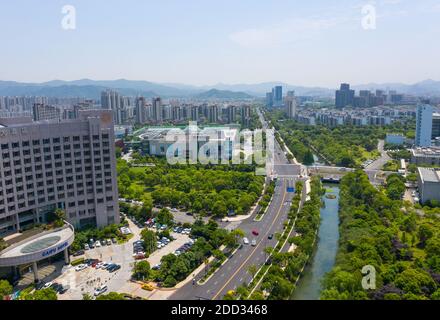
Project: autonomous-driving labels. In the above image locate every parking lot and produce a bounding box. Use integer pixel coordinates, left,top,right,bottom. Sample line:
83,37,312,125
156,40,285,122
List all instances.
53,221,191,299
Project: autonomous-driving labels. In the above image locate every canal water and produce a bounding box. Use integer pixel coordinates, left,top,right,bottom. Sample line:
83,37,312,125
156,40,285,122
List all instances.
292,183,340,300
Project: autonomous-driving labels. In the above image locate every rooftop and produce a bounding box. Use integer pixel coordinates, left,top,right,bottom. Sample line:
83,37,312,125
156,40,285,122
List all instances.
418,167,440,183
412,147,440,157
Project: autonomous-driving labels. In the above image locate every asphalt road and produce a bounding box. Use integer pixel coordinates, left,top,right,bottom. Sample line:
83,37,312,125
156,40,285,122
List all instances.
365,140,391,171
170,109,296,300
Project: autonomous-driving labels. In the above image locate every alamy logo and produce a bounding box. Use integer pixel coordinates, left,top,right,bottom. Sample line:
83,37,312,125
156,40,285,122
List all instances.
361,265,376,290
164,122,274,176
61,5,76,30
361,4,377,30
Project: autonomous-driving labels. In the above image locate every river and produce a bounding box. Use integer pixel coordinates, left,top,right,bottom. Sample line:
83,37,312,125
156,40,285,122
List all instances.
292,183,340,300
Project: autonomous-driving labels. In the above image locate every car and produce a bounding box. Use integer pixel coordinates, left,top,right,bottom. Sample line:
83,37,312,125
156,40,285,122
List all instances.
243,237,249,245
95,262,104,269
89,242,95,249
75,264,87,272
108,264,121,272
84,244,90,250
252,229,259,236
94,241,101,248
251,239,257,246
42,282,53,289
142,283,154,291
73,250,85,257
105,263,116,270
59,285,70,294
50,283,63,293
268,234,274,240
112,238,117,244
152,264,161,270
94,285,108,296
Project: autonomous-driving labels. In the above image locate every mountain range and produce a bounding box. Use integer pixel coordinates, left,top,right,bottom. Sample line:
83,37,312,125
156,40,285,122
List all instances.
1,79,440,100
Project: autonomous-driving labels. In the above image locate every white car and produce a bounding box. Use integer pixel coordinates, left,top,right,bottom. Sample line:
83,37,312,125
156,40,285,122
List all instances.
95,241,101,248
94,285,108,296
243,237,249,245
75,264,87,272
251,239,257,246
43,282,53,289
95,262,104,269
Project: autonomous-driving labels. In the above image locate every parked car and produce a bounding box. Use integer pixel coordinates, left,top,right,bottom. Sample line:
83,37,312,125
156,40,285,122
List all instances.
252,229,259,236
268,234,274,240
43,282,53,289
243,237,249,245
112,238,117,244
73,250,85,257
59,285,70,294
251,239,257,246
84,244,90,250
108,264,121,272
94,285,108,296
95,241,101,248
75,264,87,272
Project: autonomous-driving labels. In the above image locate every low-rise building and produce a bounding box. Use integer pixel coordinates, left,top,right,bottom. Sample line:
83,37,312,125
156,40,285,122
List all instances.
411,147,440,166
417,167,440,204
386,133,405,145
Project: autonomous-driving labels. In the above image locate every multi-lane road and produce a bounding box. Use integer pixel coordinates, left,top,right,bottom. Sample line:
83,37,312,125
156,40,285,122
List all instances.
170,110,299,300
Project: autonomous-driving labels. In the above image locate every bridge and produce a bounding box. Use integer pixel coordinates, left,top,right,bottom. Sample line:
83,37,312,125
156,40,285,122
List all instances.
307,165,395,185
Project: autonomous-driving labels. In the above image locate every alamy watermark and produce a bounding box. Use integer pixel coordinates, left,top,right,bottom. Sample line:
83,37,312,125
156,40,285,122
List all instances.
361,265,376,290
61,5,76,30
162,122,274,176
361,4,377,30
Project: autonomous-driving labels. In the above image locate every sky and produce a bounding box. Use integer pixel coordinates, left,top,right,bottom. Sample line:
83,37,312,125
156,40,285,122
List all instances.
0,0,439,88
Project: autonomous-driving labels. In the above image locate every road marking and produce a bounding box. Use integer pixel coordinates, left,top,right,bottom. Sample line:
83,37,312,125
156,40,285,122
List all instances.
212,183,288,300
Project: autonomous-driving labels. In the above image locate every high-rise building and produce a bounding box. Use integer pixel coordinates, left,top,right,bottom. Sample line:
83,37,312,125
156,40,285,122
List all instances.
101,90,123,125
0,110,120,236
152,97,163,123
190,105,199,122
241,105,251,127
32,104,61,121
266,92,273,108
272,86,283,107
432,113,440,139
226,105,237,124
335,83,355,108
285,93,297,119
208,105,219,123
416,103,433,147
135,97,146,125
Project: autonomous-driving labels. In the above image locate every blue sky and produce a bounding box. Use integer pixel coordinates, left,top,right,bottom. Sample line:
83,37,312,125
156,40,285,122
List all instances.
0,0,439,88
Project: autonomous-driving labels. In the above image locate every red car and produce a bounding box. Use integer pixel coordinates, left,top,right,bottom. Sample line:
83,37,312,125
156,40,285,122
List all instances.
252,229,259,236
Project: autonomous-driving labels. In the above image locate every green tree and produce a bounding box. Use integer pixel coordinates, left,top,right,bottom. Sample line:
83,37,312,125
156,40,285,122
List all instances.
157,208,174,225
140,229,157,255
25,288,58,300
132,260,151,280
0,280,13,300
96,292,127,300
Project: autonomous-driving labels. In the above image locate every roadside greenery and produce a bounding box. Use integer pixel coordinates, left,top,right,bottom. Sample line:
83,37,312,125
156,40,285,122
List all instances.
255,181,276,220
321,170,440,300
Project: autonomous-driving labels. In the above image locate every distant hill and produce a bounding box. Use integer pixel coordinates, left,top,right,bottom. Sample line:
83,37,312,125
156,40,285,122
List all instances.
1,79,440,99
194,89,254,100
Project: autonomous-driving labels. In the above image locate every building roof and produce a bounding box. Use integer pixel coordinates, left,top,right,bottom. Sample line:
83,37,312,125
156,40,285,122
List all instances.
418,167,440,183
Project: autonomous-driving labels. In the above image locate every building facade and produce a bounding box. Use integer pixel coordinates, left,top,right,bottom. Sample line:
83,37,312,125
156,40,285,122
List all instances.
415,103,433,147
0,110,119,237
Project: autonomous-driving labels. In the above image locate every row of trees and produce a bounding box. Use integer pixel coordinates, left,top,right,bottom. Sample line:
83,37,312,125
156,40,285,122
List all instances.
321,170,440,300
